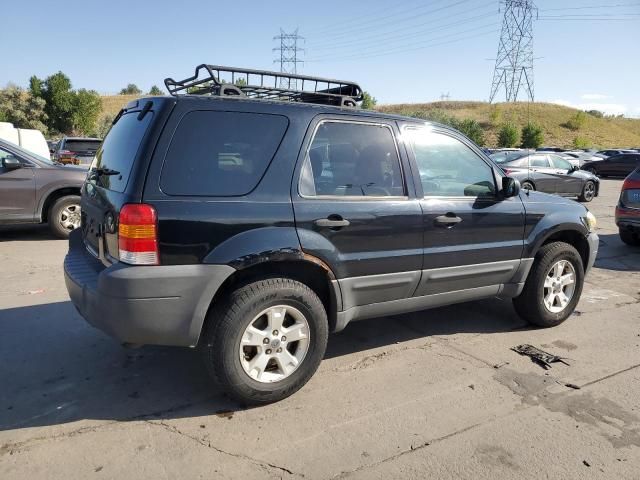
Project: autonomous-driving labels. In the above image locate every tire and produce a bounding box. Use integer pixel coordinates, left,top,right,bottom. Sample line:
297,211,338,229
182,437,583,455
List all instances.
513,242,584,328
578,180,596,202
619,228,640,246
584,167,597,176
48,195,81,239
521,181,535,191
200,278,329,405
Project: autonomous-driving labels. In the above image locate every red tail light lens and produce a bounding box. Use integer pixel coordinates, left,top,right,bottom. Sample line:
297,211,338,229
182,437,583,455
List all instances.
118,204,159,265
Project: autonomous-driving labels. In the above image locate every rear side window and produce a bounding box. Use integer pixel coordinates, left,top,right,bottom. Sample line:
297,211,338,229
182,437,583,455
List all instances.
90,112,154,192
160,111,288,196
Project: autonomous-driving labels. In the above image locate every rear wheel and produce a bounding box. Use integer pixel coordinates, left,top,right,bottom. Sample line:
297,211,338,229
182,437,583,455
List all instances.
584,167,597,176
200,278,328,404
513,242,584,327
521,181,535,191
619,228,640,246
578,180,596,202
49,195,81,238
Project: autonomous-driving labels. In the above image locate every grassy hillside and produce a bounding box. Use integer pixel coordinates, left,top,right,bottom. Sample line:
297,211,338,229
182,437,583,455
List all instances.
100,96,640,148
378,101,640,149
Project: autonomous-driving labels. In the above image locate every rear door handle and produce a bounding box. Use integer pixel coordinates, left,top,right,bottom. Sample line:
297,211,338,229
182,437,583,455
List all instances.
314,215,350,228
434,214,462,228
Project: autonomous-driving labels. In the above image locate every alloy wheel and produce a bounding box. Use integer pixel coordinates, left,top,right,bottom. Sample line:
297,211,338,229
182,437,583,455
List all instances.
59,204,81,231
543,260,576,313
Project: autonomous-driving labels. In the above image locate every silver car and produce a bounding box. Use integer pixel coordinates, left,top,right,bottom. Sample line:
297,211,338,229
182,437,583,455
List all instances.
490,152,599,202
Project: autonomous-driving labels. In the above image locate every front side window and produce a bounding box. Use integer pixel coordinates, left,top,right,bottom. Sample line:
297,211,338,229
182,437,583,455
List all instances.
299,121,404,197
405,128,496,197
161,111,288,196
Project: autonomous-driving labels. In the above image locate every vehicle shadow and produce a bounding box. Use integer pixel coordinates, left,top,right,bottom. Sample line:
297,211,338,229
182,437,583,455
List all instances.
594,233,640,272
0,224,59,241
0,298,530,433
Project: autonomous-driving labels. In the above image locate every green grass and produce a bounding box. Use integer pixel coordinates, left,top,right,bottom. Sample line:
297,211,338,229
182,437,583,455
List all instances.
377,101,640,149
100,96,640,149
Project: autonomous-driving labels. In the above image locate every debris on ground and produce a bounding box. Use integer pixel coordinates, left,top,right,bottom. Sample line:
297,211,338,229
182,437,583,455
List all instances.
511,344,570,369
493,362,509,369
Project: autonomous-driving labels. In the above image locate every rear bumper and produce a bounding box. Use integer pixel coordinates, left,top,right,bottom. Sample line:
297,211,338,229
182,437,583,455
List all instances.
615,206,640,231
64,230,234,347
586,232,599,273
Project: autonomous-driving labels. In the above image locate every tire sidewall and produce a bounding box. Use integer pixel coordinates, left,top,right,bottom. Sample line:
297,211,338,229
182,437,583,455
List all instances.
49,195,81,238
208,280,328,403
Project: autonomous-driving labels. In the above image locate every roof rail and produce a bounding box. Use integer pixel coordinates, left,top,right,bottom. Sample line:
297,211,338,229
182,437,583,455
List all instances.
164,64,363,107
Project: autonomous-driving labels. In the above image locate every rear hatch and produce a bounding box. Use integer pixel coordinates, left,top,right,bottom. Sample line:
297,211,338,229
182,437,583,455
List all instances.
81,98,172,265
62,139,103,165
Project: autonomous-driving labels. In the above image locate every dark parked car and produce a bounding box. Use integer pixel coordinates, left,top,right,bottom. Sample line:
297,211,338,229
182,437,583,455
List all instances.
53,137,102,166
64,65,599,404
582,153,640,177
492,152,599,202
595,149,636,159
615,167,640,246
0,138,86,237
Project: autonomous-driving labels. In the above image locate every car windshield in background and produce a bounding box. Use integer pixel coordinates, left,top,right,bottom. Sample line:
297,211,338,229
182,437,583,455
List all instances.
490,152,526,164
64,140,102,153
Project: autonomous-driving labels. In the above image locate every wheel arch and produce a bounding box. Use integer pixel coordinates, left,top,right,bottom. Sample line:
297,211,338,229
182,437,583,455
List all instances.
40,187,81,223
539,229,590,270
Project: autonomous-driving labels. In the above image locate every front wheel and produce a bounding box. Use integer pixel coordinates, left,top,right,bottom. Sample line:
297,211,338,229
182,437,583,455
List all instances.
49,195,81,238
513,242,584,327
521,181,535,192
578,180,596,202
200,278,329,404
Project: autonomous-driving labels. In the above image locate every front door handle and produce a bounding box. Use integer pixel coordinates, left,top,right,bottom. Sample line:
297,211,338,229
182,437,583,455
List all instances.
314,215,350,229
434,213,462,228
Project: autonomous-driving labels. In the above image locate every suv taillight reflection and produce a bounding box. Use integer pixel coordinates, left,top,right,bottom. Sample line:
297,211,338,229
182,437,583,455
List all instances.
118,204,159,265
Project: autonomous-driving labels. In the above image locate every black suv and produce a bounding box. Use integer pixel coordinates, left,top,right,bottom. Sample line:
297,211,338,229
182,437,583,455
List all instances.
64,65,599,404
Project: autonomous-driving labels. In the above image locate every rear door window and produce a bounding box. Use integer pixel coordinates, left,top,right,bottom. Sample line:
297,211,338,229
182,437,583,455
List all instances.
160,111,288,196
89,112,154,192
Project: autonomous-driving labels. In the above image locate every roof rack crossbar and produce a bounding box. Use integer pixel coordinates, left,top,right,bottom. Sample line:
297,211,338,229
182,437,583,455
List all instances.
164,64,363,107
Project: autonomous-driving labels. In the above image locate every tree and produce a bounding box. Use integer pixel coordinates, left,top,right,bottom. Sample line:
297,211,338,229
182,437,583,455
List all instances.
361,91,377,109
95,114,114,138
497,122,519,148
148,85,163,95
564,111,588,131
521,122,544,149
119,84,142,95
586,109,603,118
29,75,43,97
573,136,591,149
37,71,75,134
72,89,102,135
0,86,48,132
456,119,485,146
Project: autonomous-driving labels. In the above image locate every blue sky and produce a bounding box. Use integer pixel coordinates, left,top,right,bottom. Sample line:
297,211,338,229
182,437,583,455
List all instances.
2,0,639,116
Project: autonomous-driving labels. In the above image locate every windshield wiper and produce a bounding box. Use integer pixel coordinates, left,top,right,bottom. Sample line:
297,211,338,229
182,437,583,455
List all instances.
92,167,120,176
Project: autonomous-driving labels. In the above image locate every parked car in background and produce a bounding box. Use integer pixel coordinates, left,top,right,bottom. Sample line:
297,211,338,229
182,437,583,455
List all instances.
47,139,59,154
0,138,86,237
582,153,640,177
615,167,640,246
559,151,601,167
489,149,530,163
0,122,50,160
53,137,102,166
595,149,636,159
494,152,598,202
536,147,567,153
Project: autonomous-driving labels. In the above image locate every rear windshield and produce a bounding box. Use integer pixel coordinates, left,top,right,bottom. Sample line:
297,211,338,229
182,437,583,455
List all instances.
64,140,102,152
89,111,154,192
160,111,289,196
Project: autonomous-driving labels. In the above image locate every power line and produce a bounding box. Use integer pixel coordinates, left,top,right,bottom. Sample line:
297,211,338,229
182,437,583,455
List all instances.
273,29,304,89
540,2,640,11
489,0,537,103
308,4,496,52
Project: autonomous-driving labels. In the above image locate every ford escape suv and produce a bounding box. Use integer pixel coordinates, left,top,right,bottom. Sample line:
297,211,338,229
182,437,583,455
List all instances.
65,65,599,404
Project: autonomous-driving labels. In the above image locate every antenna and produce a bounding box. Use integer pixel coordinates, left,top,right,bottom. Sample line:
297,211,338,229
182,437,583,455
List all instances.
273,29,305,89
489,0,537,102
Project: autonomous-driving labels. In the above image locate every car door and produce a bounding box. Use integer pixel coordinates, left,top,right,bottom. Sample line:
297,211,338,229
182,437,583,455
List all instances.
528,154,558,193
402,125,526,296
293,117,424,310
548,154,582,195
620,155,640,176
0,146,36,222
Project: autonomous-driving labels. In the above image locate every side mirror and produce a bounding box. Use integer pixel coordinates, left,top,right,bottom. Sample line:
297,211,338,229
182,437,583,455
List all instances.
502,176,520,198
570,165,579,172
2,156,21,170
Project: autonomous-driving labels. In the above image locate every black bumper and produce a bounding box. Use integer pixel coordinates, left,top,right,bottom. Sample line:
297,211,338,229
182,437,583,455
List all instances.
64,230,235,347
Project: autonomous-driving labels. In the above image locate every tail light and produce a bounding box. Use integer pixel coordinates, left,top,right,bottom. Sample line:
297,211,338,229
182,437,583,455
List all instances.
118,204,159,265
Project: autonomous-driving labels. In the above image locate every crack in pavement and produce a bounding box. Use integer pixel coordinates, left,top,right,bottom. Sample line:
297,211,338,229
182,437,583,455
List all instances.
147,420,301,478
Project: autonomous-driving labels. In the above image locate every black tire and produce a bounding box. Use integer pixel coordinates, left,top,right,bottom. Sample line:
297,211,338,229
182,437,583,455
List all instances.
48,195,81,239
619,228,640,246
578,180,596,202
513,242,584,328
584,167,597,176
200,278,329,405
521,181,535,191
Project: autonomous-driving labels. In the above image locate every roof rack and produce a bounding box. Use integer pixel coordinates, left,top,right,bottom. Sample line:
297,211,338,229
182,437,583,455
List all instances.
164,64,363,107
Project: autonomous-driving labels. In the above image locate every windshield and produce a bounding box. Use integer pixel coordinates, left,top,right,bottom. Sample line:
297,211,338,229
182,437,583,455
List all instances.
1,139,55,165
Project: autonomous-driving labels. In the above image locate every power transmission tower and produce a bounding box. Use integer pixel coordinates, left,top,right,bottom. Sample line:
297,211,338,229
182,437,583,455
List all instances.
273,29,304,89
439,92,451,101
489,0,537,103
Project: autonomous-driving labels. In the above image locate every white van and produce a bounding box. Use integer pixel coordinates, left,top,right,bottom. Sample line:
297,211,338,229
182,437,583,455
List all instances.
0,122,50,160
